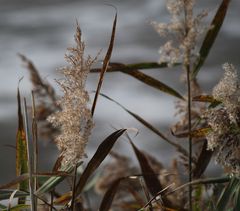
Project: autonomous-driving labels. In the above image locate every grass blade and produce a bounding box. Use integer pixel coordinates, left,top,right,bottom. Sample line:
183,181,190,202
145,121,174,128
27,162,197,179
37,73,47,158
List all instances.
234,185,240,211
36,165,73,196
91,12,117,115
16,87,28,204
31,92,38,193
75,129,126,197
91,63,184,99
90,62,180,73
192,0,231,78
193,140,213,178
7,190,18,211
129,141,173,208
0,190,28,201
100,93,189,157
99,177,122,211
216,177,240,211
125,69,184,100
23,98,36,210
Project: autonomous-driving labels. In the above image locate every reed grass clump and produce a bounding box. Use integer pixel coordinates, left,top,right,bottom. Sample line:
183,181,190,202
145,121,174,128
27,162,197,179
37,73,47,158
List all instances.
0,0,239,210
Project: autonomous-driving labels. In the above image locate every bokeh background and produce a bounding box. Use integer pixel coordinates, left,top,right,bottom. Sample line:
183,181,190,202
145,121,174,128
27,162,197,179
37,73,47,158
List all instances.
0,0,239,184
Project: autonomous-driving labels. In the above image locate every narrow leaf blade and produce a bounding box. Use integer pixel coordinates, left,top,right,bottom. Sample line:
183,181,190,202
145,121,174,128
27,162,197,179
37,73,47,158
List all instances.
217,177,240,211
124,70,184,100
99,178,122,211
91,13,117,115
75,129,126,197
16,88,28,196
192,0,231,78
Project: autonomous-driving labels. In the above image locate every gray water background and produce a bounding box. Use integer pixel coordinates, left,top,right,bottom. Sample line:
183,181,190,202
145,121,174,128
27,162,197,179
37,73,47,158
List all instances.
0,0,239,186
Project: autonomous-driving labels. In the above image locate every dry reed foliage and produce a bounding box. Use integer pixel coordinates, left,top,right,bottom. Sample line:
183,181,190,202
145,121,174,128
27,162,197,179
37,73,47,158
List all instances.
48,23,97,167
95,152,187,210
205,63,240,175
19,54,60,140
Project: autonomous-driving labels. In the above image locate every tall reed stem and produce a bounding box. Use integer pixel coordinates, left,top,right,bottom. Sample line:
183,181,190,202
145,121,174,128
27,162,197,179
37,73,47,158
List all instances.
186,64,192,211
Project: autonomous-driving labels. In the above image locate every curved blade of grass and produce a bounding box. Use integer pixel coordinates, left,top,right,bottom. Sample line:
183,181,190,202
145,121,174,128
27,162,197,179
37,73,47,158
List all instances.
193,140,213,178
234,185,240,211
99,177,123,211
91,62,183,99
129,141,173,208
0,190,28,201
16,87,28,203
90,62,180,73
100,93,189,157
75,129,126,197
216,177,240,211
192,0,231,78
125,70,184,100
23,98,36,210
7,190,18,211
91,12,117,116
36,165,73,196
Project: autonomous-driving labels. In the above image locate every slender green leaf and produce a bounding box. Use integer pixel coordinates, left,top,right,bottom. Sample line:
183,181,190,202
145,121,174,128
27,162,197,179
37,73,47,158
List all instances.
16,87,28,199
36,165,73,196
75,129,126,197
23,98,36,210
234,185,240,211
91,12,117,115
192,0,231,78
0,190,28,201
217,177,240,211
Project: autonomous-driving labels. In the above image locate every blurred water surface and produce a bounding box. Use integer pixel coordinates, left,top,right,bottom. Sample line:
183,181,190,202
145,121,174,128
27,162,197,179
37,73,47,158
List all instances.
0,0,239,184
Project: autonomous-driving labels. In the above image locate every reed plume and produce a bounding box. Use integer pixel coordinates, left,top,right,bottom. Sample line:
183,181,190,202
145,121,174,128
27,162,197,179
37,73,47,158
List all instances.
48,23,97,167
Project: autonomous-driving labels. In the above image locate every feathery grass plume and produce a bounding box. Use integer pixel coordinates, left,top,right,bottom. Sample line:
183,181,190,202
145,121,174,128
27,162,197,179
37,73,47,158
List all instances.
48,23,97,167
151,0,208,66
205,63,240,175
